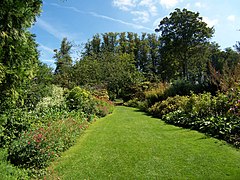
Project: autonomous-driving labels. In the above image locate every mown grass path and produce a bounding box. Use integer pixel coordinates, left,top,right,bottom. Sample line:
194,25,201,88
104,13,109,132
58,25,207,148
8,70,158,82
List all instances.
49,106,240,179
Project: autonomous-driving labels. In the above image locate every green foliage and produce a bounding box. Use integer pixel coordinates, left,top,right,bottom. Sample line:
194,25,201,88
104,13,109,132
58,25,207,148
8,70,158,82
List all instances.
210,59,240,92
23,62,54,110
166,79,203,96
147,92,240,148
73,52,143,100
35,85,66,112
143,82,169,106
0,85,65,147
124,98,148,111
82,32,161,81
141,80,201,108
0,0,42,111
149,95,189,118
8,116,89,169
66,86,95,114
155,8,214,82
94,97,114,117
66,86,114,118
0,108,33,147
235,41,240,53
54,37,74,89
5,85,114,171
0,63,5,84
0,148,29,179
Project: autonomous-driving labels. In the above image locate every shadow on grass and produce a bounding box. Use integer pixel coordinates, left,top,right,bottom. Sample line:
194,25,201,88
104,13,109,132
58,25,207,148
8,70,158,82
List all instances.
129,106,239,149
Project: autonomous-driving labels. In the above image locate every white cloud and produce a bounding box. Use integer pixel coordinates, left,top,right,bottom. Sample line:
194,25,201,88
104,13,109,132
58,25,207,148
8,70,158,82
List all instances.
112,0,159,23
89,11,152,31
36,18,71,40
50,3,86,14
131,11,150,23
159,0,179,9
227,15,236,22
50,3,152,33
184,3,191,9
41,59,55,64
202,16,219,27
39,44,53,54
195,2,204,8
112,0,137,11
139,0,158,16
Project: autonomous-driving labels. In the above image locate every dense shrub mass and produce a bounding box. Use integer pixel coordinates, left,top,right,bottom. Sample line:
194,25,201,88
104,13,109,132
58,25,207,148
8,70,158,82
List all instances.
0,85,114,177
66,86,114,117
149,95,189,118
127,84,240,148
8,116,89,169
0,149,29,179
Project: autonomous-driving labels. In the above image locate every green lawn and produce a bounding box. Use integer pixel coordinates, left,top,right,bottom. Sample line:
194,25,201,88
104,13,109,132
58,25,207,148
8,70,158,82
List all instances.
49,106,240,179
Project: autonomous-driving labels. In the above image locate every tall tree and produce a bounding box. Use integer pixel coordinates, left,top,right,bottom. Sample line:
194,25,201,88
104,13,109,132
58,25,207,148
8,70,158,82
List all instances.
118,32,127,53
54,37,73,88
155,8,214,82
0,0,42,110
234,41,240,53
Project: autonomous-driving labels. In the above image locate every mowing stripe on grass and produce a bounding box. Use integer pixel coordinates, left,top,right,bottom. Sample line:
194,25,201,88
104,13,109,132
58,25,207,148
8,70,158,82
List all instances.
49,106,240,179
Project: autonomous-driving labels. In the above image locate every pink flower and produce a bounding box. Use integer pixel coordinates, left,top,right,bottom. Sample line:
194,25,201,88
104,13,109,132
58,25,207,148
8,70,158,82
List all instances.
28,142,30,145
38,134,42,138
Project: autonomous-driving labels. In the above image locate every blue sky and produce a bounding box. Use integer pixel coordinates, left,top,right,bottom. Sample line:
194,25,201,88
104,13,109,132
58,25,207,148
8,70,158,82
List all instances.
30,0,240,67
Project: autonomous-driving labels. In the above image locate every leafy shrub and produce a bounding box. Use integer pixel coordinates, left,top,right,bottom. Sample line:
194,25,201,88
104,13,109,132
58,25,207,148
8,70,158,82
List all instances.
124,98,141,108
227,86,240,116
94,97,114,117
8,115,89,169
149,95,189,118
0,148,29,179
144,83,169,107
94,89,110,101
3,84,114,175
159,92,240,148
165,79,198,97
66,86,96,114
35,85,66,111
0,85,71,147
124,98,149,111
0,108,33,147
139,80,203,110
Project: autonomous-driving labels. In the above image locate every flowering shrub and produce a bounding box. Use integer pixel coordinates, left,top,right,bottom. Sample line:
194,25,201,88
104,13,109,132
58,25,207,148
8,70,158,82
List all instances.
94,97,114,117
35,85,66,111
6,85,114,172
227,87,240,116
8,116,89,169
147,92,240,148
229,100,240,116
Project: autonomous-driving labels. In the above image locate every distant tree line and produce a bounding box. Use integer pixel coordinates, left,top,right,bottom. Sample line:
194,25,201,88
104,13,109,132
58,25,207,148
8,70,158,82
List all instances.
52,9,240,100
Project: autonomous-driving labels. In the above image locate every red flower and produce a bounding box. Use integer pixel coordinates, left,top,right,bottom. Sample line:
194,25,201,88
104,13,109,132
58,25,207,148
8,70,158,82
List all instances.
38,133,43,138
28,141,30,145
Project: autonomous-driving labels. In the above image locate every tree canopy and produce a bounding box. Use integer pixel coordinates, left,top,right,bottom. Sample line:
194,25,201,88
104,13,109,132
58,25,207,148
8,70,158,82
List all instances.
0,0,42,110
53,37,73,89
155,8,214,82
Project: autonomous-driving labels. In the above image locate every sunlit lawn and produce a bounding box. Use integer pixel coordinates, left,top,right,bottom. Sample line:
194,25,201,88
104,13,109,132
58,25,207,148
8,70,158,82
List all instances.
49,106,240,179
